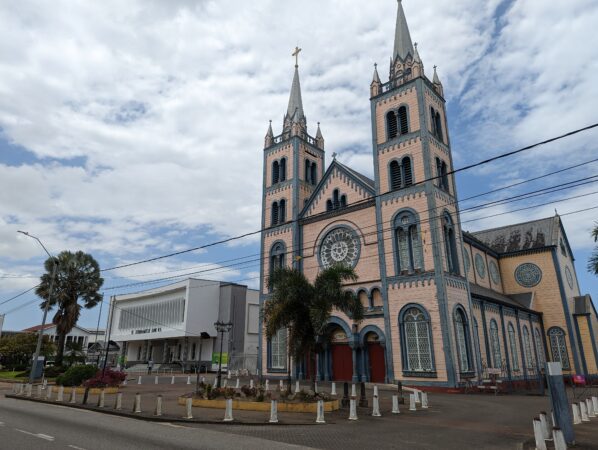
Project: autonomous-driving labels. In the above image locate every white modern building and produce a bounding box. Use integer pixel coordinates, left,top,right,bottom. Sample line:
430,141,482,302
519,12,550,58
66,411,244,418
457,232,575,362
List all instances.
107,278,259,373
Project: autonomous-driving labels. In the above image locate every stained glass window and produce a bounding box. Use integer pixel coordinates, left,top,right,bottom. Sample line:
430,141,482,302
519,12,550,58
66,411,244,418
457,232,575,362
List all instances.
270,328,287,370
507,323,519,371
534,328,545,367
403,307,433,372
489,319,502,369
454,309,470,372
522,326,534,369
395,212,422,273
549,328,570,370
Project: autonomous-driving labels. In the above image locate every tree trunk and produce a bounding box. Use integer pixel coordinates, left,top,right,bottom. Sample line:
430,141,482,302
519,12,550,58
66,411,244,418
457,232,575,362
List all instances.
55,332,66,367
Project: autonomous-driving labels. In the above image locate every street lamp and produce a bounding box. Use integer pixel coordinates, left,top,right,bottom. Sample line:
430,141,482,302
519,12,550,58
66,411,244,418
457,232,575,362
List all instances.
214,320,233,388
17,231,57,384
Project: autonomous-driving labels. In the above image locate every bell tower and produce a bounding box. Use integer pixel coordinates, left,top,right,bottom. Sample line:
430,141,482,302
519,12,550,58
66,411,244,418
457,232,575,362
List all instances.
371,0,471,386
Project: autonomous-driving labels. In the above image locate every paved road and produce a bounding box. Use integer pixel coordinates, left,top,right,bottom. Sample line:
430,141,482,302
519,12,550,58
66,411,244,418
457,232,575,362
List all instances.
0,396,310,450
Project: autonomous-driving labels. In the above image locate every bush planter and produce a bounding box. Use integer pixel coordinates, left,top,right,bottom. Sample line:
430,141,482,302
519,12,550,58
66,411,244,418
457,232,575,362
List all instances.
52,386,119,395
177,396,339,413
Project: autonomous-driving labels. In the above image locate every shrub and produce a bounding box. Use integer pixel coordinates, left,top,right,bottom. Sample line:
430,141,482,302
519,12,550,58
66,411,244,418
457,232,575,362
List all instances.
43,366,65,378
56,364,97,387
84,368,126,388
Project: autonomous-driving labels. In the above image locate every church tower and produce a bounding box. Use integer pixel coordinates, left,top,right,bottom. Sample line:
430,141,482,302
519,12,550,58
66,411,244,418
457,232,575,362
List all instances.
372,0,472,386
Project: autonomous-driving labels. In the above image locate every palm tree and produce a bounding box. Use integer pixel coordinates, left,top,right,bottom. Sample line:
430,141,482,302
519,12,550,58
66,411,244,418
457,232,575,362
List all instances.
589,222,598,275
263,264,364,387
36,251,103,366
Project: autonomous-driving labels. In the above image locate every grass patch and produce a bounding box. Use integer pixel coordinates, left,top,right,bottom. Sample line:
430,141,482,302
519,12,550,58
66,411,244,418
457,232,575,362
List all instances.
0,370,28,380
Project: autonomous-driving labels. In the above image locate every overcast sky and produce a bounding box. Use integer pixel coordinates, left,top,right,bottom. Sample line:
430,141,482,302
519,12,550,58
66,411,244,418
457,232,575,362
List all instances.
1,0,597,331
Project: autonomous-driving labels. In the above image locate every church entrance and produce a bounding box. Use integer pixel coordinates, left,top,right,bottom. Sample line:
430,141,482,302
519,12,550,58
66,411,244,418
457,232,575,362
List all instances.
328,325,353,381
365,331,386,383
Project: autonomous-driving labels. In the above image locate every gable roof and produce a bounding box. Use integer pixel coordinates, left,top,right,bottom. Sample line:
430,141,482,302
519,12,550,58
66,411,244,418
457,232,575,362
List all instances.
469,216,559,255
300,159,375,218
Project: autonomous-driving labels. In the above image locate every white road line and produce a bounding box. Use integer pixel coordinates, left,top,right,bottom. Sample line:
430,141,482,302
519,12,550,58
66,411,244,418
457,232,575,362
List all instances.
15,428,55,441
68,445,87,450
158,422,186,428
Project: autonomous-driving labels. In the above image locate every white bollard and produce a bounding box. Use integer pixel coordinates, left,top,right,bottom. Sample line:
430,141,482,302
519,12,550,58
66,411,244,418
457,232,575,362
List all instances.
235,378,240,389
69,388,76,404
532,419,547,450
171,376,175,385
414,390,421,404
123,378,128,386
137,376,142,385
269,400,279,423
26,384,32,397
227,372,231,380
539,412,550,440
279,379,284,390
185,397,193,419
314,382,318,393
351,384,356,397
134,393,141,413
98,389,105,408
187,376,191,385
580,401,590,422
115,392,122,410
572,403,581,425
316,399,325,424
201,376,205,384
249,379,254,389
295,380,300,393
552,427,567,450
593,397,598,414
223,379,227,388
421,392,429,409
392,395,400,414
373,385,379,397
331,382,337,396
409,393,416,411
223,398,234,422
372,394,381,417
57,386,64,402
349,398,358,420
586,398,595,418
265,379,269,391
46,385,52,401
42,378,47,389
37,384,42,397
155,395,162,416
155,376,158,385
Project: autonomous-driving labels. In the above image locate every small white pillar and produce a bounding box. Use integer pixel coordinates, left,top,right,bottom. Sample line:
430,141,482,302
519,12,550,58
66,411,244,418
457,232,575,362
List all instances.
351,384,356,397
314,382,318,393
392,395,400,414
552,427,567,450
155,395,163,416
279,379,284,390
26,384,32,397
57,386,64,402
171,376,175,385
98,389,105,408
586,398,595,418
187,376,191,385
373,385,379,397
593,397,598,414
372,394,381,417
223,379,227,388
539,412,551,440
348,398,358,421
235,378,240,389
269,400,279,423
155,376,158,385
572,403,581,425
46,385,52,401
409,393,416,411
249,379,254,389
36,384,42,398
265,379,269,391
532,418,547,450
185,397,193,419
134,393,141,413
414,390,421,404
223,398,234,422
42,378,47,389
331,382,337,396
201,376,205,384
421,392,429,409
69,388,77,404
123,378,128,386
227,371,231,380
115,392,122,410
580,401,590,422
295,380,300,393
137,376,142,385
316,399,325,424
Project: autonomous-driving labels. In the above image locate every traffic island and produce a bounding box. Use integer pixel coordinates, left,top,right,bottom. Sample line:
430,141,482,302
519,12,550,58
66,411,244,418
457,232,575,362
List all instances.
179,395,340,413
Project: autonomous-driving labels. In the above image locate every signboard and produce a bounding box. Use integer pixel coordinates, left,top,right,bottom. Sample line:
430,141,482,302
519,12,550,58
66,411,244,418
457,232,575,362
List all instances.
572,374,586,385
211,352,228,371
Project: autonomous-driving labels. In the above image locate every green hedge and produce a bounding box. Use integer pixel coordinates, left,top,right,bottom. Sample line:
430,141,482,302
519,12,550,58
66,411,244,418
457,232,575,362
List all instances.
56,365,97,387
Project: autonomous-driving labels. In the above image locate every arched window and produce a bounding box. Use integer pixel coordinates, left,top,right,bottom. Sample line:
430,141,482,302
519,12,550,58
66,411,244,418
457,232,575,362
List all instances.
310,163,317,185
305,159,311,184
436,158,449,192
454,308,471,373
401,306,434,372
270,242,285,277
522,325,534,369
489,319,502,369
430,107,437,136
390,160,402,190
386,110,398,140
358,290,370,309
272,161,280,184
473,317,482,362
333,189,340,209
271,201,279,226
340,194,347,207
534,328,545,367
443,212,459,275
398,106,409,135
371,288,383,308
507,323,519,371
402,156,413,186
548,327,570,369
280,158,286,182
279,199,286,223
435,112,443,142
394,211,422,273
326,199,333,211
270,328,287,370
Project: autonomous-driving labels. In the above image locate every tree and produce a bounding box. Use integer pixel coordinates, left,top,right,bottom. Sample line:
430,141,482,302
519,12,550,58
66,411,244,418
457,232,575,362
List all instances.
35,251,103,366
64,340,87,366
589,222,598,275
0,333,55,370
263,264,364,386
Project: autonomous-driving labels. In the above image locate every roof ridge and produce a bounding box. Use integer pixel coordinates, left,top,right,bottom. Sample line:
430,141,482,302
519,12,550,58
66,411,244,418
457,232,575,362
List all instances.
470,215,555,236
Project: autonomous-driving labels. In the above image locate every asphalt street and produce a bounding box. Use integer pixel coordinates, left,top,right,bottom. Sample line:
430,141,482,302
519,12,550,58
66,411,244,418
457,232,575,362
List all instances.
0,396,311,450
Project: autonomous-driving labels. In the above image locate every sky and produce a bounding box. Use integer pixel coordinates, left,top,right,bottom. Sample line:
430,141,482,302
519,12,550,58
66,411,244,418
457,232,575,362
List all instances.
0,0,597,332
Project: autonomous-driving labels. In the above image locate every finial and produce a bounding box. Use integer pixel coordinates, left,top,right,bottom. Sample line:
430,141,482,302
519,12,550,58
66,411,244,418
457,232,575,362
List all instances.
332,152,337,160
292,46,302,67
433,65,437,70
414,42,418,49
374,62,377,69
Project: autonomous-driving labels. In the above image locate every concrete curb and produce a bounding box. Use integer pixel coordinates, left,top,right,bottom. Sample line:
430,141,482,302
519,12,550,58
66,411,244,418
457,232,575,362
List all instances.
5,394,326,426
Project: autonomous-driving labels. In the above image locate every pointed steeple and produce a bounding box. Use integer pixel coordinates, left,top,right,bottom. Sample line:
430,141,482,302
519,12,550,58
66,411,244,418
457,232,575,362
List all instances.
264,120,274,148
432,65,444,97
286,65,305,121
393,0,414,61
433,65,440,84
370,62,382,97
315,121,324,150
372,63,381,84
413,42,421,64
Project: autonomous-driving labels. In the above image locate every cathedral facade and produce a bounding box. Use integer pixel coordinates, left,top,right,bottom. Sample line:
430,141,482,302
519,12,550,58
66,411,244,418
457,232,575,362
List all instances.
258,0,597,388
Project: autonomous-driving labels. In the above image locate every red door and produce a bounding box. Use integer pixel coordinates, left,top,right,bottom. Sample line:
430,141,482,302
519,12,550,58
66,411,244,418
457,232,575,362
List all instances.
331,344,353,381
368,343,386,383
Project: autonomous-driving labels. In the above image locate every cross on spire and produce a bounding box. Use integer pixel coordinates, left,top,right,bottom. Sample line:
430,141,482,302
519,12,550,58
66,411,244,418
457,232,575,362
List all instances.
292,46,302,67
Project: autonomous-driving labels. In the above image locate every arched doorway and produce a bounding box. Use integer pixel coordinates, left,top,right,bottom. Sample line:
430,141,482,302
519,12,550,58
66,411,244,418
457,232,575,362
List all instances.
328,325,353,381
365,332,386,383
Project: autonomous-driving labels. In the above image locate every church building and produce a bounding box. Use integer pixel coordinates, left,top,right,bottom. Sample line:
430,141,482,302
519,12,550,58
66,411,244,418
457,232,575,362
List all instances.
258,0,598,388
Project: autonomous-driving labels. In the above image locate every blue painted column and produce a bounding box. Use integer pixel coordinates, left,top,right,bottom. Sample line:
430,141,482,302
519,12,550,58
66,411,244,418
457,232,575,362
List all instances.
351,343,359,383
323,345,330,381
361,346,368,382
547,362,575,444
316,351,322,381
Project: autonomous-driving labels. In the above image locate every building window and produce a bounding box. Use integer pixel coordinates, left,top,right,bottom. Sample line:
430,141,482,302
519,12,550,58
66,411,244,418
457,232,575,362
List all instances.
435,111,443,142
271,201,279,226
272,160,280,184
137,346,142,361
305,159,310,184
270,243,285,278
280,158,287,182
489,319,502,369
389,157,413,191
394,211,423,273
398,106,409,135
304,160,317,185
311,162,317,185
326,199,333,211
401,306,434,372
191,343,197,360
560,238,567,257
435,157,449,192
443,212,459,275
279,199,286,223
534,328,545,367
270,328,287,370
548,327,570,369
454,308,470,373
522,325,534,369
507,323,519,371
430,107,443,142
386,110,398,139
326,189,347,211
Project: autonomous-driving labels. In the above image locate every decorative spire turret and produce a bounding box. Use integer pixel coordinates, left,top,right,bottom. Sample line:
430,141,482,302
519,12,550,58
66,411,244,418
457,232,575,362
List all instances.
283,46,307,134
370,63,381,97
315,122,324,149
265,120,274,148
433,65,444,97
412,42,423,78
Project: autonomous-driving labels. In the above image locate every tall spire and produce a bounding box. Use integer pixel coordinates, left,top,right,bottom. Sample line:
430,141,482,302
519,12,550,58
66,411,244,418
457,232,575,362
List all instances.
393,0,414,61
284,47,306,132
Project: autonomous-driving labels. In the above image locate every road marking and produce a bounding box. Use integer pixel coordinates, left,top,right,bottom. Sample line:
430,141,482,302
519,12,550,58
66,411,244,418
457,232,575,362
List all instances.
159,422,186,428
15,428,55,441
68,445,87,450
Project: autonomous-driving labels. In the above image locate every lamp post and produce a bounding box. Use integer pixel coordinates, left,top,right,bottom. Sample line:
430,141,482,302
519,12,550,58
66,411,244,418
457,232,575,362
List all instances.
17,231,57,384
214,321,233,388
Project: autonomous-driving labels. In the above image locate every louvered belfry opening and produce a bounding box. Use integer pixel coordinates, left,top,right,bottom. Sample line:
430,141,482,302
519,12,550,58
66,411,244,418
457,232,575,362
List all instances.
390,160,402,190
386,110,398,139
280,158,286,181
310,162,317,185
272,160,279,184
402,156,413,186
398,106,408,135
271,201,279,225
279,199,286,223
